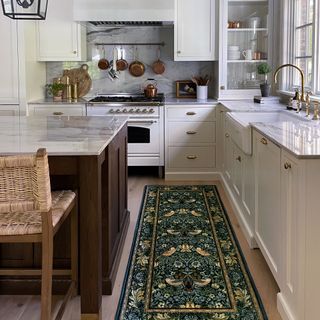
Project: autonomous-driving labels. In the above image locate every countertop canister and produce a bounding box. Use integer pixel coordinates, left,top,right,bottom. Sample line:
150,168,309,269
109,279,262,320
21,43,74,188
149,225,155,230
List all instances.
197,85,208,101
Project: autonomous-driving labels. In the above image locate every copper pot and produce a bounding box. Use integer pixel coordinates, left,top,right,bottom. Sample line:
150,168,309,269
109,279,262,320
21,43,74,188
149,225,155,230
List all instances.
144,84,157,98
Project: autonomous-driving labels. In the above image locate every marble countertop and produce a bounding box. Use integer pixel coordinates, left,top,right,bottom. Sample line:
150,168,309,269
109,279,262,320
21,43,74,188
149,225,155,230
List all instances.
252,117,320,159
221,100,320,158
220,99,285,112
0,116,128,156
165,97,218,105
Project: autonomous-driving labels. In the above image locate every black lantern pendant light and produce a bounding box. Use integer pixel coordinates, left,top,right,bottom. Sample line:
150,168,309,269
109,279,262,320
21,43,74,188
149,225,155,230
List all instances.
1,0,48,20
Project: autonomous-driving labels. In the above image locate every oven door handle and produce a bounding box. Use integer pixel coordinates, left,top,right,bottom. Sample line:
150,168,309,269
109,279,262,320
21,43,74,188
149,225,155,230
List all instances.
127,120,158,124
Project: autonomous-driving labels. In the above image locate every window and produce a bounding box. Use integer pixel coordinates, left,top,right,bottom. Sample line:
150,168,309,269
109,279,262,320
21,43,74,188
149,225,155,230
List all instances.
282,0,320,95
294,0,314,88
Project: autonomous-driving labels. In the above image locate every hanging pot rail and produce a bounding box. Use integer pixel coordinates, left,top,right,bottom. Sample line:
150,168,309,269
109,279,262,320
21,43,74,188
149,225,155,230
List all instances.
94,42,165,47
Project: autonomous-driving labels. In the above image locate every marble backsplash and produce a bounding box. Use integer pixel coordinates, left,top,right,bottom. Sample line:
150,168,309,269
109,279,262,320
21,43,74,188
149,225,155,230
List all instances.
46,26,216,98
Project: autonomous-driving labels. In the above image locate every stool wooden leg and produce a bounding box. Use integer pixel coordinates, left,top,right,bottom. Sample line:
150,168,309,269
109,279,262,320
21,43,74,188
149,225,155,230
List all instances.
71,201,78,295
41,213,54,320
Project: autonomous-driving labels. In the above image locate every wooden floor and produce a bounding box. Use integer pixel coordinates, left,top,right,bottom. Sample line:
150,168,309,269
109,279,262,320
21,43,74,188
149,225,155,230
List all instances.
0,174,282,320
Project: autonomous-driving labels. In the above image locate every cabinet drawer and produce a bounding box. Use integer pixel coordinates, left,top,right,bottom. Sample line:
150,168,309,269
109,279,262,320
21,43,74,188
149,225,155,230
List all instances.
28,105,85,116
167,106,215,121
168,121,215,144
168,146,215,168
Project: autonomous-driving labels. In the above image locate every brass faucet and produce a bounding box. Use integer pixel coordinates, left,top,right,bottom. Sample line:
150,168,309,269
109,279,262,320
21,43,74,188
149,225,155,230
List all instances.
274,64,306,102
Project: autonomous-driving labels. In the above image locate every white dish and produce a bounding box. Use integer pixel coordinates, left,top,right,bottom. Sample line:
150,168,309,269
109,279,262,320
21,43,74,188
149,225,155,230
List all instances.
228,45,240,51
228,51,241,60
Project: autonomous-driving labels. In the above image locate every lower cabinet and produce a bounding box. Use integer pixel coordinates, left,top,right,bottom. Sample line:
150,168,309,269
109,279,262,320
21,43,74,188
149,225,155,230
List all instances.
102,124,129,293
165,104,217,180
279,150,303,320
222,117,255,247
28,103,86,116
0,105,19,116
254,131,282,283
253,131,320,320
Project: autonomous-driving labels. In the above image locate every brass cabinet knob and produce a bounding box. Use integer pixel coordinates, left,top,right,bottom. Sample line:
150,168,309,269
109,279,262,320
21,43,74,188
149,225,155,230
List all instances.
186,131,197,135
53,111,64,115
220,85,225,90
73,50,77,54
260,137,268,145
225,133,230,138
236,156,241,162
284,162,291,169
187,155,197,160
186,112,196,116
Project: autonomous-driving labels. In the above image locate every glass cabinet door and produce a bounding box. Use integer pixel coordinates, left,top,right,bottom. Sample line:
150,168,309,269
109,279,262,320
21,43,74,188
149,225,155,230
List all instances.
219,0,272,98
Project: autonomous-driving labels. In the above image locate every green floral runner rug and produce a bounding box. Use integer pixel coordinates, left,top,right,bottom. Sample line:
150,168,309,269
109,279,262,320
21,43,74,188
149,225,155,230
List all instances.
116,185,267,320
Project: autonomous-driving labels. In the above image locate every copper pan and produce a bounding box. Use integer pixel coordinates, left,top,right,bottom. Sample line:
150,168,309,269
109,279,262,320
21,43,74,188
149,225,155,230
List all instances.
152,47,165,75
129,47,145,77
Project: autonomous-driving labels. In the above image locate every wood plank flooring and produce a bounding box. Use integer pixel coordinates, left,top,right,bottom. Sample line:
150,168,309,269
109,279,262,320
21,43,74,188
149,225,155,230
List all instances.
0,175,282,320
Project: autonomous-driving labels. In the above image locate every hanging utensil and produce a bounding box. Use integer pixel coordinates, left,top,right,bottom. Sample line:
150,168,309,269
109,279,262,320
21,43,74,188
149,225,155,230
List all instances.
116,47,128,71
152,46,165,75
129,46,145,77
97,46,109,70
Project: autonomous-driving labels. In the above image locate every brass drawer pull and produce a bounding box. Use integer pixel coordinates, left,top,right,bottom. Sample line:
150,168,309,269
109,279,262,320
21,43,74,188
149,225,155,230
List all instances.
186,112,196,116
236,156,241,162
53,112,64,116
225,133,230,138
284,162,291,170
186,131,197,135
187,155,197,160
260,137,268,145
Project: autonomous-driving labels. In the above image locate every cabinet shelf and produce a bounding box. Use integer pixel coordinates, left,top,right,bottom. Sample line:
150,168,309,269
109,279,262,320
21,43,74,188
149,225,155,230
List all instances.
228,28,268,32
227,59,268,63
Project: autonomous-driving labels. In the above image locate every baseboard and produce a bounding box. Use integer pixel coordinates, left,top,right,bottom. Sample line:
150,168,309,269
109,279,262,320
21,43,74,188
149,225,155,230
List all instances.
277,293,295,320
219,173,258,249
165,171,221,181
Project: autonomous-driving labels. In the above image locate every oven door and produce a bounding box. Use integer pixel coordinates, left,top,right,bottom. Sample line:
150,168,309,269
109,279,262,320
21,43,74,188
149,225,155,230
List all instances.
127,119,160,156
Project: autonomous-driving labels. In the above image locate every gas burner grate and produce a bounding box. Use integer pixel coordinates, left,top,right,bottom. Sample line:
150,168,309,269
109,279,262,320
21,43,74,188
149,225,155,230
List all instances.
89,94,164,104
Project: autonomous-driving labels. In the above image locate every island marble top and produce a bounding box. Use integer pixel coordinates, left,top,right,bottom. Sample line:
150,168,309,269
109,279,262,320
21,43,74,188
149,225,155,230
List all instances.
0,116,128,156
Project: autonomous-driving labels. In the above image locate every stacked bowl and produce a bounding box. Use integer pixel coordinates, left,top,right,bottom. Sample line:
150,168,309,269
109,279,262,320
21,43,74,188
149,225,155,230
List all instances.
228,46,241,60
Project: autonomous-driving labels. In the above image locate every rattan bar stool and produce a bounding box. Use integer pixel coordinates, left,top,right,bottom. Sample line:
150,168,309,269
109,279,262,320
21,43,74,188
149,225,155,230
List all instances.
0,148,78,320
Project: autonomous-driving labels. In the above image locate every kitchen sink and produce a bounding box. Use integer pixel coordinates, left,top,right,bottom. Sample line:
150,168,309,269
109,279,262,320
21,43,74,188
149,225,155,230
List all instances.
225,111,309,155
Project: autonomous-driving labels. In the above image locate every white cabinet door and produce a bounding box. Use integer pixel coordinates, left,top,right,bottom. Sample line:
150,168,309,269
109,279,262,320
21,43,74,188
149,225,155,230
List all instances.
223,130,233,181
174,0,216,61
36,0,86,61
0,17,19,104
255,132,282,283
280,151,304,318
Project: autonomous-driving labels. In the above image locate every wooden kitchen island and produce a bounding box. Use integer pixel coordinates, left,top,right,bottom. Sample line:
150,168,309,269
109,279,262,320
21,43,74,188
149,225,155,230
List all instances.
0,116,129,319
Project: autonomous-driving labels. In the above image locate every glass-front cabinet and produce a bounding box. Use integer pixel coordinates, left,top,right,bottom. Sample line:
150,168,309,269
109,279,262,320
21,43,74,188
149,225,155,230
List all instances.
218,0,274,99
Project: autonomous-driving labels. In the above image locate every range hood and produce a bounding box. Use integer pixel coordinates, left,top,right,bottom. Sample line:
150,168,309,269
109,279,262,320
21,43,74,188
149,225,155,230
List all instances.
73,0,174,22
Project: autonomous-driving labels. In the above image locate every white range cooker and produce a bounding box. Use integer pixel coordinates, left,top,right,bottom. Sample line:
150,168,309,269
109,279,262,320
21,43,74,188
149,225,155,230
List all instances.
86,93,164,172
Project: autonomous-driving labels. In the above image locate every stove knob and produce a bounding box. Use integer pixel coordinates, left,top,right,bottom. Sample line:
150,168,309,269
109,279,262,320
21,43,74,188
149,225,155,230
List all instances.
109,109,114,113
142,109,148,113
129,109,134,113
136,109,141,113
149,109,155,113
116,109,121,113
122,109,128,113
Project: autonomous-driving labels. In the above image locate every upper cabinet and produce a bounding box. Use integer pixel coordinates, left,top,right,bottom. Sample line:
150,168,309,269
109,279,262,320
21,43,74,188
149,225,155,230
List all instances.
0,17,19,104
217,0,275,99
36,0,87,61
174,0,217,61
